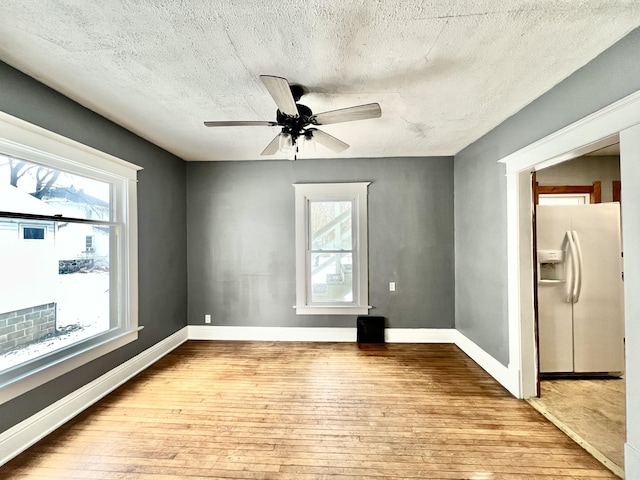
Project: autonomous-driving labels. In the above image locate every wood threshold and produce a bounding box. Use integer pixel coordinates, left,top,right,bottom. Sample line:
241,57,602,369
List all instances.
527,397,623,478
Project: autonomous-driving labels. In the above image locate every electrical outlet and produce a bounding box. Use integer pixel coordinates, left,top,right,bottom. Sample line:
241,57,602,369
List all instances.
389,282,396,292
204,314,211,324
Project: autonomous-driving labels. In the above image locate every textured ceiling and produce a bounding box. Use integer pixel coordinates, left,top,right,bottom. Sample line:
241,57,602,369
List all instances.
1,1,639,161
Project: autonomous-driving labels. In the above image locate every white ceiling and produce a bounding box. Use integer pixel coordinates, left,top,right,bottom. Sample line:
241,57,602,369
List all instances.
1,1,639,162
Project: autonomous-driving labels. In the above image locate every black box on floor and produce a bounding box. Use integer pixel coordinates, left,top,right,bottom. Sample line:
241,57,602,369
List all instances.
356,316,385,344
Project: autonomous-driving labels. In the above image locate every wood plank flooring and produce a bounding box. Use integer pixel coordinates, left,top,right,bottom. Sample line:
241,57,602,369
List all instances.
1,341,618,479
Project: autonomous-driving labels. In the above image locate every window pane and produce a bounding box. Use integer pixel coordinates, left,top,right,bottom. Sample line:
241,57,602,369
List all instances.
310,252,353,303
309,201,352,250
0,221,114,373
0,154,111,220
23,227,45,239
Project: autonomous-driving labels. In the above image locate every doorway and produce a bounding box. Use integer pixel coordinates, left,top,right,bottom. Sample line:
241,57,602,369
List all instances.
528,150,625,474
499,89,640,478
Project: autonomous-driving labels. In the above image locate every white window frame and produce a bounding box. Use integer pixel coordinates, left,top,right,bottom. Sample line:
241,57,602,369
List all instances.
0,111,141,404
294,182,370,315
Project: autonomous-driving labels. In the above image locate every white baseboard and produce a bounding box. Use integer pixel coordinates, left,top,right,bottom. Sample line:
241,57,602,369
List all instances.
454,331,520,397
626,443,640,478
188,325,357,341
386,328,455,343
0,327,188,467
188,325,456,343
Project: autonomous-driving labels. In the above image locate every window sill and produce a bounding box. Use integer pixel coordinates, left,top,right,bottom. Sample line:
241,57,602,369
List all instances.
0,327,141,405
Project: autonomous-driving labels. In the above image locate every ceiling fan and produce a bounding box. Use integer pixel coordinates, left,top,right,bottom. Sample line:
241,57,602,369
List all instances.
204,75,382,160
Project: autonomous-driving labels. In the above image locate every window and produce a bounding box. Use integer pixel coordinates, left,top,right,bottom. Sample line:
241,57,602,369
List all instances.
294,183,370,315
22,226,46,240
86,235,94,252
0,111,141,404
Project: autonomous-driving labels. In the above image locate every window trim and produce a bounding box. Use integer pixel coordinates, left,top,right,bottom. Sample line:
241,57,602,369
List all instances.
293,182,370,315
0,111,142,405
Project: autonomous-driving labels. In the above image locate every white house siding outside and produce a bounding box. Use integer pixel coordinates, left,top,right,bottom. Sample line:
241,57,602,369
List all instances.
0,186,58,352
43,188,110,272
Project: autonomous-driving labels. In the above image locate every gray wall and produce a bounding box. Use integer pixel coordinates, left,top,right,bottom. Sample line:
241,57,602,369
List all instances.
0,62,188,431
187,157,454,329
454,27,640,366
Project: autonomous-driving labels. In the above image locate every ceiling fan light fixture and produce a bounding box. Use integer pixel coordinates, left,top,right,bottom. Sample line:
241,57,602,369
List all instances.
300,129,316,154
279,132,294,153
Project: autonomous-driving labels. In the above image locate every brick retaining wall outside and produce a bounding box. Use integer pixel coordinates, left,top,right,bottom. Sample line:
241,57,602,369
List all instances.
59,259,94,274
0,303,57,354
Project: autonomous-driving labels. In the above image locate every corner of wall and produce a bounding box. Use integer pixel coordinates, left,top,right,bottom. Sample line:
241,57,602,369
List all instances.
454,330,520,398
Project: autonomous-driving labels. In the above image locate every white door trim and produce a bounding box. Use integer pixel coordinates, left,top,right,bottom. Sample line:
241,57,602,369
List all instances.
499,89,640,399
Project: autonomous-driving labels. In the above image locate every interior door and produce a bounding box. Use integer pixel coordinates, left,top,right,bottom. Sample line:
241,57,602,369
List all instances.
570,203,625,373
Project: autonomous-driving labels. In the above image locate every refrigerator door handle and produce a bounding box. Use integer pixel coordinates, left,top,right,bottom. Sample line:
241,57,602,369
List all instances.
572,230,584,303
565,230,577,303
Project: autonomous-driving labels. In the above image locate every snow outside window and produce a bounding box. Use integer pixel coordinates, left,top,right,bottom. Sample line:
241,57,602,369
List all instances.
0,112,141,404
294,183,370,315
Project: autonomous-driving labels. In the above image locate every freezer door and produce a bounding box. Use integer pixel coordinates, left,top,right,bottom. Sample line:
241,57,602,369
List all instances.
571,204,625,373
536,206,574,373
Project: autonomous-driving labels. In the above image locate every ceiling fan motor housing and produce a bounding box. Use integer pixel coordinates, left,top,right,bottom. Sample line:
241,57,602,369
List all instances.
289,84,306,102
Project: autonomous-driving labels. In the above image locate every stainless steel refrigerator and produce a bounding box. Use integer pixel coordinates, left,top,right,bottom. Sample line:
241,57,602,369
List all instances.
536,203,625,374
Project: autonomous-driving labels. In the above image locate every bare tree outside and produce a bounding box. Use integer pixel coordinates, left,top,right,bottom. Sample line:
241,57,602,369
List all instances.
5,157,60,199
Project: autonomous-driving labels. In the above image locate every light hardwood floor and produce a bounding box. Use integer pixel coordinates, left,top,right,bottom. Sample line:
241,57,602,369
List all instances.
1,341,618,479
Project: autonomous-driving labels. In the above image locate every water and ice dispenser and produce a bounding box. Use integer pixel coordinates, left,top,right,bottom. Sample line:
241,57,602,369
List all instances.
538,249,565,282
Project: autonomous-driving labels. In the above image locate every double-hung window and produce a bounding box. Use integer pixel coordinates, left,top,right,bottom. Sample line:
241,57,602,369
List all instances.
294,183,370,315
0,112,141,404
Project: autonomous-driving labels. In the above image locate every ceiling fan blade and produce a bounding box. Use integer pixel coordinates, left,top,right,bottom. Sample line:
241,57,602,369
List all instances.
204,120,277,127
261,134,281,156
260,75,299,116
312,103,381,125
311,129,349,153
